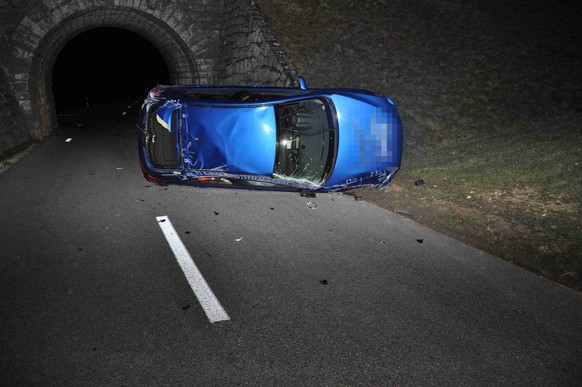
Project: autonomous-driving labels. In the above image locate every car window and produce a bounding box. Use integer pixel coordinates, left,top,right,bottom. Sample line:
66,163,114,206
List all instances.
185,89,311,102
239,90,311,101
146,107,179,167
274,98,337,186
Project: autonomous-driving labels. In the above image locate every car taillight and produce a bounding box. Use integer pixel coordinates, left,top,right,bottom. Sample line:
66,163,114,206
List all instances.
140,162,168,185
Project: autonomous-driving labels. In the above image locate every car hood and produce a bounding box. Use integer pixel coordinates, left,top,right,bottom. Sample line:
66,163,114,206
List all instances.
325,94,403,187
184,105,277,175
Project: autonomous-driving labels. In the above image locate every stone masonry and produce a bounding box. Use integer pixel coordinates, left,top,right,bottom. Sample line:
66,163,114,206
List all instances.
0,0,297,155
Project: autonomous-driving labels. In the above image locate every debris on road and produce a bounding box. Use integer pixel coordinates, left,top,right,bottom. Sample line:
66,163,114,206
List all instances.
235,237,243,242
416,239,424,243
300,190,316,198
319,279,328,285
306,201,317,209
414,179,425,186
65,138,72,143
354,195,364,201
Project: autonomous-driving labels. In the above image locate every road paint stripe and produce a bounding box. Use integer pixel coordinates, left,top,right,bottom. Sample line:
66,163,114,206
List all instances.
156,216,230,323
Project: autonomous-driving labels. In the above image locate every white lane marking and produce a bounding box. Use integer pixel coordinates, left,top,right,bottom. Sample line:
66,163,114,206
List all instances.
156,216,230,323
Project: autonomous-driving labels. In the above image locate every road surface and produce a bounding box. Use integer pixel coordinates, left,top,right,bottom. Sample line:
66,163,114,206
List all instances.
1,118,581,385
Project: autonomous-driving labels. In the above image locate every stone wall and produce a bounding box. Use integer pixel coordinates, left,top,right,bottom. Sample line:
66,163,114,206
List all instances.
0,0,297,155
218,0,297,86
0,68,29,154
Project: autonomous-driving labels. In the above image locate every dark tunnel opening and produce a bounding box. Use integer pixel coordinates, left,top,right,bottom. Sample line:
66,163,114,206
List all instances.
51,27,170,127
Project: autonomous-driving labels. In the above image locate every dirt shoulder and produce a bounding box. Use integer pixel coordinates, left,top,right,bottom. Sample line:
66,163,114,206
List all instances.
256,0,582,290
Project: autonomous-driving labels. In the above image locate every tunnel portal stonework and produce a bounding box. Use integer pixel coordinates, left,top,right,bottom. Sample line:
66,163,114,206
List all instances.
0,0,297,154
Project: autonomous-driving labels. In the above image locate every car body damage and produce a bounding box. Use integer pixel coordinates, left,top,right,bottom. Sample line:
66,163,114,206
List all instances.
137,78,403,192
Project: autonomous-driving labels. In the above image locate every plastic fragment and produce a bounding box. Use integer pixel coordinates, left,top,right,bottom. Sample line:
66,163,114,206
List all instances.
214,211,219,215
65,138,72,142
306,201,317,209
235,237,243,242
319,279,328,285
182,305,190,310
416,239,424,243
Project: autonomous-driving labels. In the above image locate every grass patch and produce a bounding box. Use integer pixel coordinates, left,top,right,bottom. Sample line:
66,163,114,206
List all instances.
444,208,470,228
390,117,581,289
257,0,582,290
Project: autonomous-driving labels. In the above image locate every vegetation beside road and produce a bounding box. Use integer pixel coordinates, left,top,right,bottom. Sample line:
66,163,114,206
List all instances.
256,0,582,290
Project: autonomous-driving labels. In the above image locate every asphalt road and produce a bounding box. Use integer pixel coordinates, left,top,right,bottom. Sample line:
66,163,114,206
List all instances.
1,117,581,386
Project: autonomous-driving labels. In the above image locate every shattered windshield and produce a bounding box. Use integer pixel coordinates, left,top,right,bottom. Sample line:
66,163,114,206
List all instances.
274,98,337,186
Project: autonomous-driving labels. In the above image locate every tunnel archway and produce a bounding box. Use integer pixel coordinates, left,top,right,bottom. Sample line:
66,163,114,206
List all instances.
28,6,199,136
51,27,170,126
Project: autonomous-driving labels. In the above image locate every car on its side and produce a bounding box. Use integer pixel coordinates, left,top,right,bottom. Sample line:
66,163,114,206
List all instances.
137,77,402,192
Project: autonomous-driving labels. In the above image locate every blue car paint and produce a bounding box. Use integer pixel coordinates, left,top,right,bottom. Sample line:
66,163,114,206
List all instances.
324,93,403,189
138,83,403,192
184,105,276,175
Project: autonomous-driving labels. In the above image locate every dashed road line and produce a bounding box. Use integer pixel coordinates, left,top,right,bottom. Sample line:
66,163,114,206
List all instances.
156,215,230,323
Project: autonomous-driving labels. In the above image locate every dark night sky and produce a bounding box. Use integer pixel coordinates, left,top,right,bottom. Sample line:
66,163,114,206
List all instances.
51,27,170,112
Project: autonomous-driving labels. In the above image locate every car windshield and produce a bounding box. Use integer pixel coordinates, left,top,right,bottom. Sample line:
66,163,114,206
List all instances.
274,98,336,186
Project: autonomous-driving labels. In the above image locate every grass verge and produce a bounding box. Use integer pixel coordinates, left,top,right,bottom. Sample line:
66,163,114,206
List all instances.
256,0,582,291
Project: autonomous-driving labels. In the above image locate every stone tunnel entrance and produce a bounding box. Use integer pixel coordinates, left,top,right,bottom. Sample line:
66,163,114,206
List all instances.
28,6,200,137
0,0,296,154
51,27,170,127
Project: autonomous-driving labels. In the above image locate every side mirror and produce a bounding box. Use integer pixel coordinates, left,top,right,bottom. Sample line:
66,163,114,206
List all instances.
298,76,308,90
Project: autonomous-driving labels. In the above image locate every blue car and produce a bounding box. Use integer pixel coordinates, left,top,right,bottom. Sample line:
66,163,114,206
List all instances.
137,77,402,192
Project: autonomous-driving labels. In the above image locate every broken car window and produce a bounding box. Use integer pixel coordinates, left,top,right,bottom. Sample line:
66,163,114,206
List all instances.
274,98,337,186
